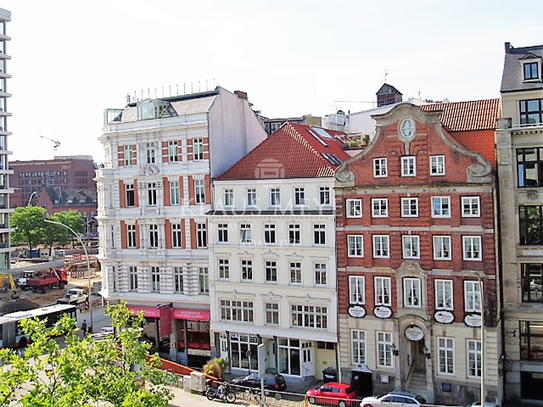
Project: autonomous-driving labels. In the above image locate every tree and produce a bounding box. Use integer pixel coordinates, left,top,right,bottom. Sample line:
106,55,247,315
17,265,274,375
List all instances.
203,357,227,380
10,206,48,249
50,210,86,246
0,302,173,406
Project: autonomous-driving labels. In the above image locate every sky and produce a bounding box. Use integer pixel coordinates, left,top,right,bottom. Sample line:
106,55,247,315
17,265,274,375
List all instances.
2,0,542,164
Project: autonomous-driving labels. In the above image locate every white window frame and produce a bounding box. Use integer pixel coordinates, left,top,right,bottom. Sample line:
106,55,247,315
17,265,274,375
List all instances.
127,224,136,248
288,223,301,246
289,261,302,285
125,183,135,207
437,337,455,375
294,187,307,207
402,235,420,259
246,188,257,207
347,235,364,258
461,196,481,217
128,266,138,291
467,339,482,378
346,198,362,218
224,189,234,207
371,198,388,218
218,258,230,280
401,156,417,177
147,182,158,206
403,277,422,308
172,223,182,248
430,155,446,176
372,235,390,259
290,304,327,329
264,224,276,245
313,224,326,246
193,138,204,161
173,267,184,293
314,263,327,286
464,280,482,312
352,330,366,364
170,180,180,205
374,276,391,306
401,197,419,217
349,276,365,304
319,187,331,206
265,303,279,325
432,196,451,218
148,224,159,248
240,224,252,244
377,331,393,368
195,180,206,204
124,145,135,166
146,142,156,164
462,236,482,261
241,259,253,281
150,266,160,293
373,158,388,178
270,188,281,207
196,222,207,248
435,279,454,311
217,223,229,244
168,140,178,162
433,235,452,260
265,260,278,283
198,267,209,294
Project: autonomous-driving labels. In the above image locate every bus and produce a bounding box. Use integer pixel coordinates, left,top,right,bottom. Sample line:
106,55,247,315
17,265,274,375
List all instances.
0,304,77,349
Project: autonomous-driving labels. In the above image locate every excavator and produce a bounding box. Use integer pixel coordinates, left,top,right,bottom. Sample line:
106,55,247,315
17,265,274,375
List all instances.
0,274,19,299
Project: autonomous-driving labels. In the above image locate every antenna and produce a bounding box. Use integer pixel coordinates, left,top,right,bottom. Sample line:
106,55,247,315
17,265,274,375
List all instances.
384,67,389,83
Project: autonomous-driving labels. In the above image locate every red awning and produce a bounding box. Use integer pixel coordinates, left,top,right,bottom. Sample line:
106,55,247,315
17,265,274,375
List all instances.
128,306,160,318
171,308,210,321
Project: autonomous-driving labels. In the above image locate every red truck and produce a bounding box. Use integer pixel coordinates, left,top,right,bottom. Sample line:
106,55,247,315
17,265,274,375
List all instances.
27,268,68,293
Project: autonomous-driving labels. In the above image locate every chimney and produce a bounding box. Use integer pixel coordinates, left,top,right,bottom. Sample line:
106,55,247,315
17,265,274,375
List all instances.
505,42,512,53
234,90,248,100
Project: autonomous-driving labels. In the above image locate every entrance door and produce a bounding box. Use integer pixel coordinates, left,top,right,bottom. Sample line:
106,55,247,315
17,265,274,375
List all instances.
219,334,228,361
301,341,314,377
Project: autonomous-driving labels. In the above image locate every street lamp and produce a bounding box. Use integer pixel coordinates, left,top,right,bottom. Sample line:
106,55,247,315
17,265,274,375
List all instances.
44,218,93,333
27,191,37,206
471,271,485,406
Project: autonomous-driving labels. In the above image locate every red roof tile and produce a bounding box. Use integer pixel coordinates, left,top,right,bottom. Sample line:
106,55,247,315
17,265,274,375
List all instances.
217,123,350,180
420,98,501,132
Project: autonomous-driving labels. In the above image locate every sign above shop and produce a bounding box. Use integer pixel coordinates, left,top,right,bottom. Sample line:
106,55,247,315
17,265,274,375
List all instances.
374,306,392,319
348,306,367,318
434,310,455,324
405,325,424,341
464,313,482,327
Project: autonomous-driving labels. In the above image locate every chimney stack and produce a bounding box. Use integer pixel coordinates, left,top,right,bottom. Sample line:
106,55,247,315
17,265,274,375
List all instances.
234,90,248,100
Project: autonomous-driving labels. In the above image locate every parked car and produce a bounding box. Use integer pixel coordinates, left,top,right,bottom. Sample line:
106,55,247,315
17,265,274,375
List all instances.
361,391,427,406
306,382,358,407
57,288,88,305
465,402,498,407
230,373,287,391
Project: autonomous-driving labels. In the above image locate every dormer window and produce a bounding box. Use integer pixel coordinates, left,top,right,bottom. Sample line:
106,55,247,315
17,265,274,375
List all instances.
524,62,539,80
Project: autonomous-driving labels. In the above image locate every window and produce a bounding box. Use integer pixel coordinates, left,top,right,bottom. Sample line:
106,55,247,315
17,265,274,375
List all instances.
314,263,327,285
172,223,182,248
524,62,540,81
401,156,416,176
217,223,229,243
149,224,159,248
432,196,451,217
346,199,362,218
220,300,254,322
240,224,252,244
371,198,388,217
193,138,204,160
464,280,482,312
294,188,306,206
375,276,391,306
224,189,234,207
147,183,157,206
433,236,452,260
437,337,455,374
435,279,454,310
402,235,420,259
218,259,230,280
520,206,543,245
168,140,178,162
467,340,482,378
150,266,160,292
290,262,302,284
170,181,180,205
352,330,366,364
127,224,137,248
146,143,155,164
463,236,482,261
265,261,277,282
290,305,327,329
373,235,390,258
313,224,326,245
430,155,446,176
462,196,481,217
174,267,184,293
520,99,543,125
264,224,276,245
522,264,543,303
129,266,138,291
404,278,421,308
373,158,387,177
196,223,207,248
198,267,209,294
265,303,279,325
349,276,365,304
124,145,135,166
270,188,281,207
319,187,331,206
125,183,135,207
289,224,301,245
520,321,543,361
347,235,364,257
517,148,543,187
195,180,206,204
241,259,253,281
401,197,419,217
377,332,393,368
246,188,257,207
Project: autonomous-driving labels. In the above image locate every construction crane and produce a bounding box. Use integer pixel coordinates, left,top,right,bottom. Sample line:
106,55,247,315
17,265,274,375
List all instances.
40,135,61,157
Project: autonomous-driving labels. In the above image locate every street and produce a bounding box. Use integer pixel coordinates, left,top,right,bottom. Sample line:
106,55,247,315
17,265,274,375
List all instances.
77,303,110,333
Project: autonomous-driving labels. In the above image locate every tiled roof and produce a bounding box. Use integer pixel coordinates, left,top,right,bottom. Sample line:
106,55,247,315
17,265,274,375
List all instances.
420,99,501,132
217,123,350,180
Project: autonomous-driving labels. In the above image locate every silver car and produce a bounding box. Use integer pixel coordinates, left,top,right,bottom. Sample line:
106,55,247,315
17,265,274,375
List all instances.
361,391,427,406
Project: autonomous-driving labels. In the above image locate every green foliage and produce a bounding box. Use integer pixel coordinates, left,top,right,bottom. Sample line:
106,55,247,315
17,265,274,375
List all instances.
50,211,86,246
203,357,227,380
0,302,172,407
11,206,48,249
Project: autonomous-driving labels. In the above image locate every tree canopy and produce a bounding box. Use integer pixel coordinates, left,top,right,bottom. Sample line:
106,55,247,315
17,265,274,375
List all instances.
0,302,173,406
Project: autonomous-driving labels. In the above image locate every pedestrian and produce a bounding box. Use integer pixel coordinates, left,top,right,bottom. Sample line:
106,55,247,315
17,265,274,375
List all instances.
81,319,87,335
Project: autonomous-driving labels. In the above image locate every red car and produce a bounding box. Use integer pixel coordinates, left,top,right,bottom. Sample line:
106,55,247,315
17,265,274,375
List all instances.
306,382,358,407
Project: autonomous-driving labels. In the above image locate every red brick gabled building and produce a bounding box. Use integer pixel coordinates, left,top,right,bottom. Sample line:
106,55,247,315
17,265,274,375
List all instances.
335,103,501,405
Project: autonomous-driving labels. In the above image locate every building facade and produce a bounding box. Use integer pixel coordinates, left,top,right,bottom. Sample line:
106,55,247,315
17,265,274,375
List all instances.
208,123,350,381
0,8,13,271
496,42,543,404
96,87,266,366
335,103,501,404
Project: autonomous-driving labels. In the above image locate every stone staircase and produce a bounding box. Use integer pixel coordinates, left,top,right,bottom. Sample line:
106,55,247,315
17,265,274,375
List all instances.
407,370,427,399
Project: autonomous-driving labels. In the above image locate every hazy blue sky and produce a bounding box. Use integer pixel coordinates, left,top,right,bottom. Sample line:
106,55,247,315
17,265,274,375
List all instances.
3,0,542,162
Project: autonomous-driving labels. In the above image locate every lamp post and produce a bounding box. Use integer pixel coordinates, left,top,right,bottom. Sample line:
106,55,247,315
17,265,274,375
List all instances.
471,271,485,405
27,191,37,206
44,218,93,332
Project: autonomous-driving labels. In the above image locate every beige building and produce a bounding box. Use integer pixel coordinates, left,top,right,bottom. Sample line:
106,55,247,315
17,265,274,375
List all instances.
496,42,543,404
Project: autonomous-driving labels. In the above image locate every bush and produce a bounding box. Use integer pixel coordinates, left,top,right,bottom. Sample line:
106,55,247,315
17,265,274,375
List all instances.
204,357,228,380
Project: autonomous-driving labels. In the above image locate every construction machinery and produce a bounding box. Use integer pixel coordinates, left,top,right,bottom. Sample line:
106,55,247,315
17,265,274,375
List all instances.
0,274,18,299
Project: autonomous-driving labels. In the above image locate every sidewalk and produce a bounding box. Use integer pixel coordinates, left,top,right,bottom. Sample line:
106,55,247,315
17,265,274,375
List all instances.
168,387,253,407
